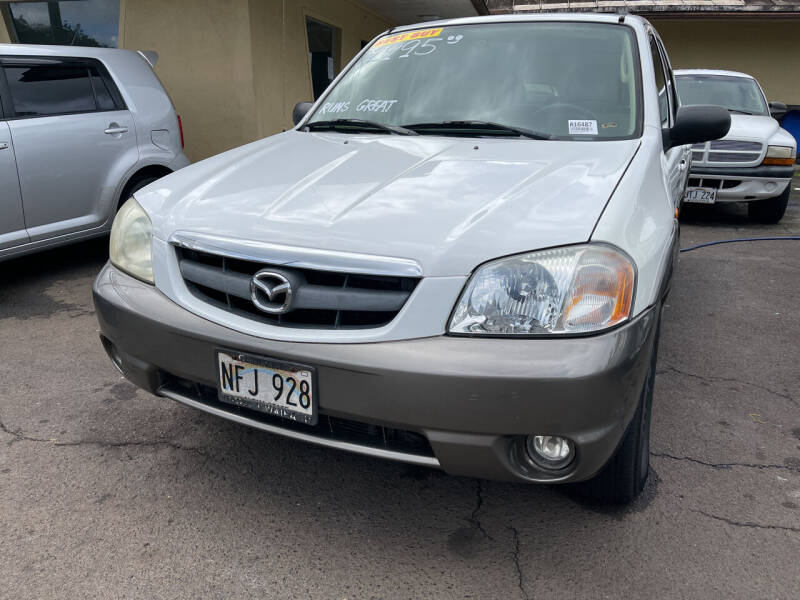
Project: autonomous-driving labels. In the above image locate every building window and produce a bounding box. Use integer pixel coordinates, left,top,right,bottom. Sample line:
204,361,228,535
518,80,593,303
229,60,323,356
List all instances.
6,0,120,48
306,17,339,100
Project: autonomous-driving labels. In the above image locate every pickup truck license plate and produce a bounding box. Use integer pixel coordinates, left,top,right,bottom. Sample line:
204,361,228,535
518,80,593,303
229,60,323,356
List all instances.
216,351,316,425
684,187,716,204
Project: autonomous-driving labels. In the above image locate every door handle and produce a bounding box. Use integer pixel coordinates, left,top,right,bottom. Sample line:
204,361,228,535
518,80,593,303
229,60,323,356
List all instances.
0,142,8,150
104,125,129,135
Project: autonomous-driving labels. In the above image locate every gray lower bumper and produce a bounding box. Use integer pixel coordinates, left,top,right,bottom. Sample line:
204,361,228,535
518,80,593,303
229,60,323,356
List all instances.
93,263,659,484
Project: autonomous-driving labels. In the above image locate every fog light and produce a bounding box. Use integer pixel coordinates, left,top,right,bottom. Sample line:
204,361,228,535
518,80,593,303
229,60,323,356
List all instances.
525,435,574,470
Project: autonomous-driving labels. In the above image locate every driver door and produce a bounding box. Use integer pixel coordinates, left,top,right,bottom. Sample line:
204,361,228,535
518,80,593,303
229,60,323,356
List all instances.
0,120,28,251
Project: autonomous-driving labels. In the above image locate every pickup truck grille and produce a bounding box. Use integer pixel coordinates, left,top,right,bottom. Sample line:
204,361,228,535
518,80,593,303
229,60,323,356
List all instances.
691,140,763,167
175,247,419,329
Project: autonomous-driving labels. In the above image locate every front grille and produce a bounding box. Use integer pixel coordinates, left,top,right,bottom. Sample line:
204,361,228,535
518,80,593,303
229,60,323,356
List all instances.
175,247,419,329
161,375,436,458
691,140,764,166
710,140,762,151
707,152,760,163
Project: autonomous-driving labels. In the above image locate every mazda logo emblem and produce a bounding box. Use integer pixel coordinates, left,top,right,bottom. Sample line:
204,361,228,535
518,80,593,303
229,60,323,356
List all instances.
250,270,293,314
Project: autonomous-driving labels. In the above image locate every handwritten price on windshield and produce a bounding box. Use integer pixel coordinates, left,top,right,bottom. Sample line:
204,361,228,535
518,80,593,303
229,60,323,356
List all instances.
371,32,464,61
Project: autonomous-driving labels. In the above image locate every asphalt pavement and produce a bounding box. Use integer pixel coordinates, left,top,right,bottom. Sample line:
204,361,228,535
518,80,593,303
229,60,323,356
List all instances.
1,182,799,599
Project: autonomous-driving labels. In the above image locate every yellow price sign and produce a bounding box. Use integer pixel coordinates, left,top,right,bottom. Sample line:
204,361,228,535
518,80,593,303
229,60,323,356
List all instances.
373,28,443,48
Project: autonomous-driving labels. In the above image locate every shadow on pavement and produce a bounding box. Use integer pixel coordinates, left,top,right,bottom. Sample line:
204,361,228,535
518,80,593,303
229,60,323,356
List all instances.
0,236,109,285
679,202,752,226
0,237,108,320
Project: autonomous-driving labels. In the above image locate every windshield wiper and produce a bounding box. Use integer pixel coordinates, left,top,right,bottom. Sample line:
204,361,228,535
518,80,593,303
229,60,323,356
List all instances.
402,120,553,140
727,108,753,115
304,119,418,136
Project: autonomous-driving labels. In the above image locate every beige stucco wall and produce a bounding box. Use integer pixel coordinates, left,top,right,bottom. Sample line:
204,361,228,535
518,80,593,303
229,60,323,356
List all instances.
249,0,393,139
119,0,258,162
118,0,390,162
0,16,10,43
652,18,800,106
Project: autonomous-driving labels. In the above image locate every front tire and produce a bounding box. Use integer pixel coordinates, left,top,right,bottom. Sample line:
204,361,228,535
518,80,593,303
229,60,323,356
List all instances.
576,320,660,504
117,175,160,212
748,184,791,224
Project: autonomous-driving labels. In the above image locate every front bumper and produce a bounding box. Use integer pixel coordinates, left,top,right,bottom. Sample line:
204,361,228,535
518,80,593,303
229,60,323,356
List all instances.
93,263,659,484
689,165,793,202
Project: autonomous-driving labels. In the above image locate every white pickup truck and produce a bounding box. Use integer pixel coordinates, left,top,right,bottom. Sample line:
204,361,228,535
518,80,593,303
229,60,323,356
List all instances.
675,69,796,223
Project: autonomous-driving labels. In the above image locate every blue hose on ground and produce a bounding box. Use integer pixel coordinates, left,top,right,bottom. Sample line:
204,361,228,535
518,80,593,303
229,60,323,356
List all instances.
680,236,800,253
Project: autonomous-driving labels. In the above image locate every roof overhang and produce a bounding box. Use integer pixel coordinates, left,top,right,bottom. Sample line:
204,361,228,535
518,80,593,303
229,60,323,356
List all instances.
488,0,800,16
357,0,489,25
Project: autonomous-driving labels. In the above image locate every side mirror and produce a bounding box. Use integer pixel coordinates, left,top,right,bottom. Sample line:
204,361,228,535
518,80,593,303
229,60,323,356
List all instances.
292,102,314,126
663,105,731,150
768,101,787,120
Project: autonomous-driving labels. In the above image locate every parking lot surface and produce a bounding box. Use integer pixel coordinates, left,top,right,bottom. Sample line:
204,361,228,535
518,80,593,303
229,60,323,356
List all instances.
1,184,799,599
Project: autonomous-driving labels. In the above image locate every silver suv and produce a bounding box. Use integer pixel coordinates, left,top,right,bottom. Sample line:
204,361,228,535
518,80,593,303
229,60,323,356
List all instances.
0,45,189,260
94,15,730,504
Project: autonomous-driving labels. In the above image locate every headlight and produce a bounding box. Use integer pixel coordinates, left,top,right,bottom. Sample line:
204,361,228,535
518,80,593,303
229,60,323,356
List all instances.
109,198,154,284
448,244,635,336
763,145,796,166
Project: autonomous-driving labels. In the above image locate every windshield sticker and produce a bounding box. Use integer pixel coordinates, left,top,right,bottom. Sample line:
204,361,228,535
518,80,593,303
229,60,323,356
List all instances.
366,31,463,64
320,101,351,114
601,122,618,129
356,99,398,113
374,28,443,48
568,120,598,135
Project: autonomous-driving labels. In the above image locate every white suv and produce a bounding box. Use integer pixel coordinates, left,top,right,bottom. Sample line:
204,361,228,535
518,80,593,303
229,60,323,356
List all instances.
0,45,190,260
94,15,730,503
676,69,797,222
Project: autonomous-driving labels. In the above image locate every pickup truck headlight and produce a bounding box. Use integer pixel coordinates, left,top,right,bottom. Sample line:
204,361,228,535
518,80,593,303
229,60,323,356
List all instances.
109,198,154,284
762,145,796,166
448,245,635,336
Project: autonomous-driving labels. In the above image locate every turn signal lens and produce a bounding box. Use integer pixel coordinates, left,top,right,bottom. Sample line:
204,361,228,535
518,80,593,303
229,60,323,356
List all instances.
762,145,796,166
561,248,635,333
178,114,185,148
448,244,635,336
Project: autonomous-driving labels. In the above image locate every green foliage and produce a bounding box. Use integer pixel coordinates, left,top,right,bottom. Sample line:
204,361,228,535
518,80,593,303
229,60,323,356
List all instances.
13,15,105,47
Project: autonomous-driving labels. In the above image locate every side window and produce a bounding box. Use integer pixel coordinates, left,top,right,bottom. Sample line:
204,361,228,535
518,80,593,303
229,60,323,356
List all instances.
0,76,6,119
89,65,116,111
649,37,669,127
657,39,679,120
4,64,96,117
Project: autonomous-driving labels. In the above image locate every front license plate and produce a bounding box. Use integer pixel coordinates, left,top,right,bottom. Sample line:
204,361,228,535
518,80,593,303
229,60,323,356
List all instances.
684,187,716,204
216,351,316,425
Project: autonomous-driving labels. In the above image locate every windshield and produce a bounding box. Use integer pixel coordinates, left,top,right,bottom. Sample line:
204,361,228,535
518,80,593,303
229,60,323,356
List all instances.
306,22,642,140
675,74,768,116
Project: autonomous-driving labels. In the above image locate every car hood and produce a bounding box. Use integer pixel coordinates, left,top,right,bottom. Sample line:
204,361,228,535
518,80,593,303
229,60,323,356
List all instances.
138,131,640,277
724,115,795,146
